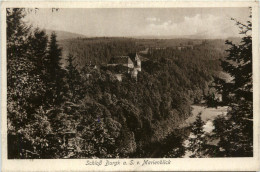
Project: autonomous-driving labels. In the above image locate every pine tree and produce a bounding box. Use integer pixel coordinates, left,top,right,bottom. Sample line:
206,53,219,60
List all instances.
221,19,252,103
7,8,53,158
7,8,30,59
28,28,48,72
212,10,253,157
7,8,30,97
65,54,83,102
163,133,185,158
26,28,49,107
187,112,207,157
45,32,65,104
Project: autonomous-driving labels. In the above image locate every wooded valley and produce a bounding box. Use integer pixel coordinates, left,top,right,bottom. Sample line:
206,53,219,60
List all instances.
7,8,252,158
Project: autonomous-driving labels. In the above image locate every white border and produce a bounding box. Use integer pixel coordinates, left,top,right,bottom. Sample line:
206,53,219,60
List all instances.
1,1,259,171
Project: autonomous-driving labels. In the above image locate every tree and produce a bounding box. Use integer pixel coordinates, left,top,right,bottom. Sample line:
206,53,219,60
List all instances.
27,28,49,107
221,18,252,102
7,8,53,158
7,8,30,59
28,28,48,72
163,132,185,158
211,10,253,157
65,54,83,102
45,32,66,104
187,112,207,157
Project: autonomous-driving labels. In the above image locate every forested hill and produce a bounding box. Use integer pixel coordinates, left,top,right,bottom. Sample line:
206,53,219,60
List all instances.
45,29,86,41
58,37,240,68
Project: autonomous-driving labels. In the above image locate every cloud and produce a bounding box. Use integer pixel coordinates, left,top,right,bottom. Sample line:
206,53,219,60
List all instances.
142,14,239,38
146,17,160,22
24,8,248,38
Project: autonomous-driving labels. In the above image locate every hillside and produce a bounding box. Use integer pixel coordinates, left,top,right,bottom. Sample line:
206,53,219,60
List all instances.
45,29,86,41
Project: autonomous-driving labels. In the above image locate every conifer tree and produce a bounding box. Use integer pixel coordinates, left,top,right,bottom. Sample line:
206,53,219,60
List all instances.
187,112,207,157
28,28,48,72
7,8,53,158
65,54,83,102
26,28,49,107
7,8,30,59
7,8,31,148
45,32,65,104
212,10,253,157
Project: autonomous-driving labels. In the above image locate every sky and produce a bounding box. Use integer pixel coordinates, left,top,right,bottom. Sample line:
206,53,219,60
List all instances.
24,8,251,38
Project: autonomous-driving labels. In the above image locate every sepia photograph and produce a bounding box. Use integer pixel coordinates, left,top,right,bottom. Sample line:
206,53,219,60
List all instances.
1,1,259,171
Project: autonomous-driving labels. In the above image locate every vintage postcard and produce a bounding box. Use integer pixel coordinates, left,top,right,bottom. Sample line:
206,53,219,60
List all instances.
1,1,259,171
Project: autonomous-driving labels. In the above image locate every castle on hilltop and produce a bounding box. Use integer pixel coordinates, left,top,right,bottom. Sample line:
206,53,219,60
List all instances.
107,53,141,81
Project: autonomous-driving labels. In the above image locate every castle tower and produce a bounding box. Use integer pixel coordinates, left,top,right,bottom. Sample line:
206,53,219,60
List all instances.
135,53,141,72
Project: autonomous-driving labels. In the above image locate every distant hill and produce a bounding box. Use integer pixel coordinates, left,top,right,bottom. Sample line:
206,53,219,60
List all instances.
45,30,86,41
131,35,242,40
45,29,241,43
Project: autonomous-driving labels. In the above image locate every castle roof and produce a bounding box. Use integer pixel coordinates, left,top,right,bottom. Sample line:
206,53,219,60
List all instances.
128,53,141,66
108,56,133,65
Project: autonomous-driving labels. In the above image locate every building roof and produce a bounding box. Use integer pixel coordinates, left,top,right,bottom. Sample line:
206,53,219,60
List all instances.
139,56,148,62
108,56,133,65
128,53,141,66
128,53,137,59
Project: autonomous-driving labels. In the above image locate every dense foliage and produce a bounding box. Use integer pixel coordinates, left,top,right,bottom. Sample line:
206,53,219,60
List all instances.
60,38,143,68
59,37,229,69
211,14,253,157
186,113,207,158
186,12,253,157
7,8,229,158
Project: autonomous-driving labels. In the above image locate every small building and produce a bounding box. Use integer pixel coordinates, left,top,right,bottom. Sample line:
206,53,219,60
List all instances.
82,63,99,79
155,47,166,50
114,74,123,81
88,64,98,70
176,45,194,51
177,46,184,51
215,93,223,102
131,68,138,80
